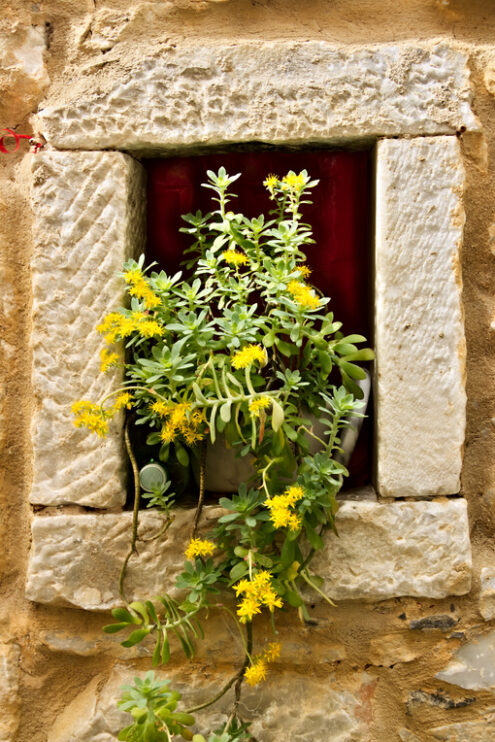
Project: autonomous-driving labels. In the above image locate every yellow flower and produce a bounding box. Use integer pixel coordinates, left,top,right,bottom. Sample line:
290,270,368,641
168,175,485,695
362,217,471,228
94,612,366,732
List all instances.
284,485,304,505
71,401,109,438
150,400,171,417
190,409,206,427
234,571,283,622
100,348,120,373
97,312,135,344
287,512,302,532
112,393,133,411
252,570,272,588
160,421,178,444
263,174,278,189
282,171,306,190
248,396,271,417
170,402,192,428
287,280,320,311
124,268,161,310
296,264,312,279
231,344,266,370
264,486,305,532
182,426,206,446
263,642,281,662
133,318,164,338
234,579,253,597
244,659,267,686
185,538,216,560
237,595,262,623
221,250,249,267
71,400,94,415
259,588,283,612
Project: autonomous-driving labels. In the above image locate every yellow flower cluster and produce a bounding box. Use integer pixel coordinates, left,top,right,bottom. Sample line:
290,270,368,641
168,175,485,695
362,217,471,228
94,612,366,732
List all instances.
235,571,283,623
248,396,272,417
71,401,110,438
123,267,161,310
151,401,206,446
72,393,134,437
231,344,266,370
264,485,304,532
281,172,306,190
100,347,120,373
287,280,320,310
244,659,267,686
97,311,164,344
263,172,307,195
244,642,281,687
185,538,216,560
221,250,249,267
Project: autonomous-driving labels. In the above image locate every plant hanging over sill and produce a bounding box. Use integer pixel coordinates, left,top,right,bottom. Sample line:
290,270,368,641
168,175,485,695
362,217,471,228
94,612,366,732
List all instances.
72,168,374,741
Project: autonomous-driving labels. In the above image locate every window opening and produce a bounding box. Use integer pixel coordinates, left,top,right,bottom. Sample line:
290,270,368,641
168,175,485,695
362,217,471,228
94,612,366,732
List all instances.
133,148,373,505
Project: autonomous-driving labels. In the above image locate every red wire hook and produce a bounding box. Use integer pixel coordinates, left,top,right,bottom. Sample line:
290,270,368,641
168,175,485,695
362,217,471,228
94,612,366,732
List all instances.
0,128,43,154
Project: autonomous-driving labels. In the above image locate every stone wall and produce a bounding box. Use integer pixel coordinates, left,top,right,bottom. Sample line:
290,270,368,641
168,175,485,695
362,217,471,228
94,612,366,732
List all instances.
3,1,495,741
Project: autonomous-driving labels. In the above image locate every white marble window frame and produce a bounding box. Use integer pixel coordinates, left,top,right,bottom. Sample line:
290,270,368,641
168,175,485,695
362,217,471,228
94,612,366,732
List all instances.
27,40,474,606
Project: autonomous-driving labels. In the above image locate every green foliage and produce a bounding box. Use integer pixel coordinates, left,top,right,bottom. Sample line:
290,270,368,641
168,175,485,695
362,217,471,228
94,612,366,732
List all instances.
79,168,373,739
117,672,195,741
101,167,373,660
103,596,205,666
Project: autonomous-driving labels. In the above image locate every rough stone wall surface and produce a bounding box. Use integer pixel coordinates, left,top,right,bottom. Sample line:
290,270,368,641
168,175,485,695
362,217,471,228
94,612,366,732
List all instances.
3,1,495,742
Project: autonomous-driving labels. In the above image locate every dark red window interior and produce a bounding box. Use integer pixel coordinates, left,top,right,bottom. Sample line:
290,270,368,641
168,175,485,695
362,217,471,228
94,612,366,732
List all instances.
146,150,372,487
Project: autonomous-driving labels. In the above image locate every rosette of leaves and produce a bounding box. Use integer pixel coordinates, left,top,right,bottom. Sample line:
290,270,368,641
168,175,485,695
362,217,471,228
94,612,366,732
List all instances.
117,672,196,741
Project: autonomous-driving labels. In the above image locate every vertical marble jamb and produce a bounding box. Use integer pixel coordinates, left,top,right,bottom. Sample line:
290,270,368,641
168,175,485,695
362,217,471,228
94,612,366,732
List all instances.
30,151,145,507
375,136,466,497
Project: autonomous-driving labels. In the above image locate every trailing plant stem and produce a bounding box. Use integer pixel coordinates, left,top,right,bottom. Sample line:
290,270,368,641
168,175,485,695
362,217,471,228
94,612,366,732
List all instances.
119,415,141,602
190,439,207,540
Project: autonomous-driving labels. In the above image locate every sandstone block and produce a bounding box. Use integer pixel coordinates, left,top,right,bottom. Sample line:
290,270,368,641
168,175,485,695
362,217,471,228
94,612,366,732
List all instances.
30,151,145,508
431,715,495,741
479,567,495,621
0,25,49,122
375,137,466,497
48,665,376,742
38,42,478,151
27,499,471,610
0,643,21,742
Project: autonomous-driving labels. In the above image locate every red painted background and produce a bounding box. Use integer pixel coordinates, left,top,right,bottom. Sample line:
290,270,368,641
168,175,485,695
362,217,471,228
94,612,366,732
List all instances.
146,150,372,486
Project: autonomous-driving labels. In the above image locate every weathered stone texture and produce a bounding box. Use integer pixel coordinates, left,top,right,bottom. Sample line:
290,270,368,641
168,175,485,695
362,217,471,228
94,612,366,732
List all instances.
27,499,471,609
479,567,495,621
48,665,376,742
312,499,471,601
0,643,21,742
30,151,145,508
38,42,477,151
430,715,495,741
436,629,495,690
0,24,49,122
375,137,466,498
26,508,221,609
